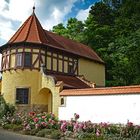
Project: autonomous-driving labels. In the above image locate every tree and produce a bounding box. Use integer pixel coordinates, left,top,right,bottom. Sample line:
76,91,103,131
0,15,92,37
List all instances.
52,23,68,37
89,2,115,26
52,18,84,42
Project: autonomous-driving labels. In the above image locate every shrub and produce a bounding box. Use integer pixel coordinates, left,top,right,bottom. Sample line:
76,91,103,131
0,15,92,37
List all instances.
50,130,62,139
0,95,15,119
77,132,104,140
2,111,140,140
36,129,46,137
12,124,23,131
3,124,14,129
0,95,7,118
30,129,40,135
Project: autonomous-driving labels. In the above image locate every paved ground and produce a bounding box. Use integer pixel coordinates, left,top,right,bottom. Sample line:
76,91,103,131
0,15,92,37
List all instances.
0,128,50,140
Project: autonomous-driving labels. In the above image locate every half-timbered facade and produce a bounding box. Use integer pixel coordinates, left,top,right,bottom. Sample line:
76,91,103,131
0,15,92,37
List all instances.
1,45,79,75
0,8,105,115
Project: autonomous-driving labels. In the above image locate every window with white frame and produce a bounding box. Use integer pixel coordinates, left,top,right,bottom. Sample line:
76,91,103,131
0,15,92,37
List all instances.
16,53,22,67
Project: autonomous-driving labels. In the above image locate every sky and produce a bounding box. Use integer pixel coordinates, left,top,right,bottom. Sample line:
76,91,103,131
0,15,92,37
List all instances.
0,0,99,46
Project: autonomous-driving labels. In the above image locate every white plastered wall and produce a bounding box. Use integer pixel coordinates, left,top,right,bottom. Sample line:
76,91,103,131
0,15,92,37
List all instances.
59,94,140,124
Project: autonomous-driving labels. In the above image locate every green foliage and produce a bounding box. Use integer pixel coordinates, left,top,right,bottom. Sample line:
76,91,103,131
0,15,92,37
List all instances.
53,18,85,43
0,95,15,118
30,128,40,135
78,132,104,140
49,130,61,139
36,129,61,139
52,0,140,86
3,123,22,131
36,129,48,137
89,2,115,26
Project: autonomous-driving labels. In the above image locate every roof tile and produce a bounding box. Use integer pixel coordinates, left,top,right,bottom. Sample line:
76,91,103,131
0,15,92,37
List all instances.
52,74,91,89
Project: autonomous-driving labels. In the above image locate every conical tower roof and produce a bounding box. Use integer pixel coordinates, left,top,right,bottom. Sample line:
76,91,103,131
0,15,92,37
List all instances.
8,8,48,44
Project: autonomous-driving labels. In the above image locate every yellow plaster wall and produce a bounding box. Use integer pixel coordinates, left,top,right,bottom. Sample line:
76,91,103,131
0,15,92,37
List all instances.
47,57,51,70
53,59,57,71
39,74,61,116
59,60,62,72
79,58,105,86
10,54,15,68
0,80,1,93
1,70,40,105
2,69,61,116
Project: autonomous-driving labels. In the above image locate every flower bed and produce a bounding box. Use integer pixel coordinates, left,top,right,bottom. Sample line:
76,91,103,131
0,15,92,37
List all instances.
0,111,140,140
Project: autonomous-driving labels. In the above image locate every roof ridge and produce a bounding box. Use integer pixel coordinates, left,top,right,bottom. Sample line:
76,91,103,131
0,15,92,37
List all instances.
24,15,34,42
35,15,48,43
34,14,42,43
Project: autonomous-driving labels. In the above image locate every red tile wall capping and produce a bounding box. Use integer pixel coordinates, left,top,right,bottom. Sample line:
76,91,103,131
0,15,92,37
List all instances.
60,85,140,96
5,12,104,64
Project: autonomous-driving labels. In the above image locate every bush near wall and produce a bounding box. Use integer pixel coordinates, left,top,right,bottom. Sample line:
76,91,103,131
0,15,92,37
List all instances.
0,95,15,119
1,111,140,140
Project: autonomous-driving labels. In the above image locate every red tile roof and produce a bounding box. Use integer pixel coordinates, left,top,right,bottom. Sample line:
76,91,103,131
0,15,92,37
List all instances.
52,74,91,89
9,13,48,44
60,85,140,96
2,12,104,63
46,31,103,63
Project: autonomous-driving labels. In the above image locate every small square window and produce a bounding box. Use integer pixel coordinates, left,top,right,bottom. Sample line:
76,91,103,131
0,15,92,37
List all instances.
60,97,66,107
16,88,29,104
61,98,64,105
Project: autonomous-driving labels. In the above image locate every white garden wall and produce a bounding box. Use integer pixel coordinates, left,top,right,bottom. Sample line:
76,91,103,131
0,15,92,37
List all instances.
59,94,140,124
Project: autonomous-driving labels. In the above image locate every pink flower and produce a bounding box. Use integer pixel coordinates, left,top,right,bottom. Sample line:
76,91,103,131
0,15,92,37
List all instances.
35,123,40,129
41,122,46,127
79,122,84,129
96,129,100,137
49,118,52,123
33,117,39,123
25,124,31,130
127,122,133,127
42,116,46,119
61,121,67,132
74,113,80,120
29,112,35,116
73,122,79,132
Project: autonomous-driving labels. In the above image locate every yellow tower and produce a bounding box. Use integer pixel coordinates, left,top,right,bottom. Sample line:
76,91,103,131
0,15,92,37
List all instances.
0,8,62,115
0,7,105,115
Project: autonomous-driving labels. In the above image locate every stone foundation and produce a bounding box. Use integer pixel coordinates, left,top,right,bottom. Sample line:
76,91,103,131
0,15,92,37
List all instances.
16,104,48,113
